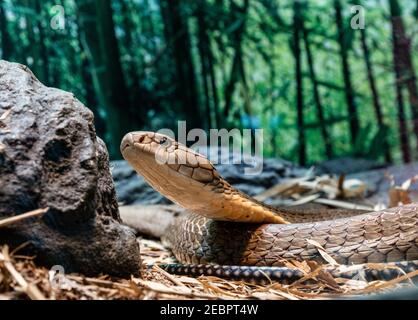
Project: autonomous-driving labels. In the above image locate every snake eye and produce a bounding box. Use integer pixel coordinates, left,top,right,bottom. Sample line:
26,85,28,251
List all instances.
159,137,167,145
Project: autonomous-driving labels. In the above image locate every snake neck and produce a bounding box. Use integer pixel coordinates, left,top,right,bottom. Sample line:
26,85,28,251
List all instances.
197,179,292,224
184,176,365,224
121,131,365,224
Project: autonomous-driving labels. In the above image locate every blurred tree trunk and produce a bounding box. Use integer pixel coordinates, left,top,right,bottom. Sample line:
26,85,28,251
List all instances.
44,0,63,88
196,1,213,129
120,0,140,82
260,0,286,28
24,0,41,80
267,62,279,157
78,0,136,158
143,0,156,50
334,0,360,146
34,0,49,84
302,26,333,159
120,0,143,116
223,0,249,124
75,10,105,138
416,0,418,19
14,5,28,64
0,3,12,60
360,27,392,163
196,0,220,128
160,0,201,129
394,75,410,162
213,0,228,97
293,0,306,166
389,0,418,161
207,43,220,128
80,50,102,131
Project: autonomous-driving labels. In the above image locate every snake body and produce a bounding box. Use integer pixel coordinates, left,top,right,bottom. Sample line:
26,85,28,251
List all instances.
121,131,418,282
159,261,418,284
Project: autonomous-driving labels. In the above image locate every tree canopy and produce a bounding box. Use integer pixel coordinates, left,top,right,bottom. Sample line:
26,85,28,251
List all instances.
1,0,417,164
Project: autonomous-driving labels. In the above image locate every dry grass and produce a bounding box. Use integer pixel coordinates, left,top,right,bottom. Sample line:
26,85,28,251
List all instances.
0,237,416,300
1,172,417,300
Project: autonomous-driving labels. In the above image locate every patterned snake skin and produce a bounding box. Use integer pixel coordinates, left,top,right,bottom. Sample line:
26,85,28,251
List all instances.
121,131,418,282
158,261,418,284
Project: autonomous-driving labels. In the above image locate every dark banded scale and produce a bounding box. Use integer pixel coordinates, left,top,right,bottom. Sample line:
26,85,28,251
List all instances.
157,260,418,284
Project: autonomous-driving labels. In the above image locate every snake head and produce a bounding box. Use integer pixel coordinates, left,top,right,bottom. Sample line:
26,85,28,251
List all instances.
121,131,220,184
121,131,174,154
120,131,290,224
121,131,227,215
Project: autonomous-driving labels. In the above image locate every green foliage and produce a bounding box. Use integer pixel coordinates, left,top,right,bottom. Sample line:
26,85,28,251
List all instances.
352,124,389,160
0,0,417,163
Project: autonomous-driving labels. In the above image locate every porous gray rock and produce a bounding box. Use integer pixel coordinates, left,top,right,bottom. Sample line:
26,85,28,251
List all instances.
316,157,385,175
0,60,141,277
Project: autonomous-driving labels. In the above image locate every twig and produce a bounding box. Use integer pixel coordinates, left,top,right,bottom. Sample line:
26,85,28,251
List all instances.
66,275,131,289
337,174,346,198
131,277,224,300
288,267,323,287
255,176,311,201
287,194,321,206
0,108,11,121
352,270,418,295
0,246,46,300
0,208,49,228
197,278,248,299
153,265,188,288
313,198,373,211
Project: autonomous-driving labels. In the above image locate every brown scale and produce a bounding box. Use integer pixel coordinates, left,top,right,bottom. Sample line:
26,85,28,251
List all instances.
163,205,418,266
121,131,418,278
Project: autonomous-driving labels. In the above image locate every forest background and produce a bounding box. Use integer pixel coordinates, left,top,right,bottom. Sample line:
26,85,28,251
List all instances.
0,0,417,165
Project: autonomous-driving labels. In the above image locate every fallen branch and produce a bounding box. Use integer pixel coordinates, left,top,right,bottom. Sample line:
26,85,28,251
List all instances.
0,208,49,228
131,277,225,300
0,246,46,300
313,199,372,211
153,265,188,288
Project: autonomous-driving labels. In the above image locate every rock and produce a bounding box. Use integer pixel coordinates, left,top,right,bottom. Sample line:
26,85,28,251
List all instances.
119,204,185,238
348,162,418,204
112,147,308,204
206,148,290,189
356,287,418,300
0,61,141,277
315,157,386,175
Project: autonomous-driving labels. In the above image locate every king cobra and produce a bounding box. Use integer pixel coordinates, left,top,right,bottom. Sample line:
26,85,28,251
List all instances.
121,131,418,283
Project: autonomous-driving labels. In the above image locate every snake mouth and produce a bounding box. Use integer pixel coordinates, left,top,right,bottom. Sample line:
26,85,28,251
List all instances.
120,133,134,154
121,144,130,154
121,142,130,151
